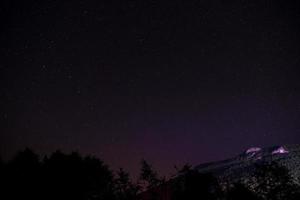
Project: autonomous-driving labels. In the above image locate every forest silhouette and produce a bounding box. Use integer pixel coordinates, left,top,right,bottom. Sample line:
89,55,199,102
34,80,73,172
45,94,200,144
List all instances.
1,148,300,200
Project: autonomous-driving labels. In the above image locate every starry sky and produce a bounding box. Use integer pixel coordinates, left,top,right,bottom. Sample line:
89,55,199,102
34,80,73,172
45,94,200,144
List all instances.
1,0,300,178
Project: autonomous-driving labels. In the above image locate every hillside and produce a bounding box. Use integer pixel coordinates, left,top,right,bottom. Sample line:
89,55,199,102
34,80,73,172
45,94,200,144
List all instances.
194,144,300,184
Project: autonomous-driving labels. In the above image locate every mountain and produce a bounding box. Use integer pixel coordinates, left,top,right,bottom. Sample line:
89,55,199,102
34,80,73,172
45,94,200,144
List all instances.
194,144,300,184
140,145,300,200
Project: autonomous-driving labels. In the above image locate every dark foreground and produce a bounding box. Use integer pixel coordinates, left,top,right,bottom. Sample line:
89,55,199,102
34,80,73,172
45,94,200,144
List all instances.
1,148,300,200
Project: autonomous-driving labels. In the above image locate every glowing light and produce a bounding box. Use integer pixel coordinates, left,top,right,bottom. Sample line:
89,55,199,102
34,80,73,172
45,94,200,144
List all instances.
272,146,289,155
246,147,262,154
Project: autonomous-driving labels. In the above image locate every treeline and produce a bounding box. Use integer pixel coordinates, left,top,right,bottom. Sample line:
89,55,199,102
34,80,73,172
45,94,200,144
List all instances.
0,148,300,200
169,163,300,200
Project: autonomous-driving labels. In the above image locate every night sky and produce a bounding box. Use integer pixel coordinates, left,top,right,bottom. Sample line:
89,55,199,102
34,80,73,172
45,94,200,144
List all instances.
1,0,300,178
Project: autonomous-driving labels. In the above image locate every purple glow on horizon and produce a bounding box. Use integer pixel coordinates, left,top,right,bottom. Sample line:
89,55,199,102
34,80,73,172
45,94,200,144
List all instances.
272,147,289,155
246,147,262,154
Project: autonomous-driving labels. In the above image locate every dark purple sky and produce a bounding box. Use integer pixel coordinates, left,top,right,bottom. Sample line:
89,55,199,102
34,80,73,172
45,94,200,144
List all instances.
1,0,300,178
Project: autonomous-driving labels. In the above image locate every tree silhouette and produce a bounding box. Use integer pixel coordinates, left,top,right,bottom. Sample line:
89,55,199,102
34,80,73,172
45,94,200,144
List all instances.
138,159,163,200
43,150,85,200
4,148,300,200
3,148,42,200
43,151,116,200
171,168,222,200
139,159,160,190
115,168,140,200
2,148,117,200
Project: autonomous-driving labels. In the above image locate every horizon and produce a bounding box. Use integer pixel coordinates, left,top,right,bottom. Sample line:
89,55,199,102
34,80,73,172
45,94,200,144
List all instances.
2,143,299,180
